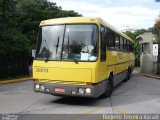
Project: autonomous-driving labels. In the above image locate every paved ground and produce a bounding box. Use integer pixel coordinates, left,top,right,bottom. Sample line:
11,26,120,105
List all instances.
0,73,160,119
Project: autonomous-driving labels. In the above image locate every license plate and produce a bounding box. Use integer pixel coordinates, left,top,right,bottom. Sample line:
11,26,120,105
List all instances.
55,88,65,93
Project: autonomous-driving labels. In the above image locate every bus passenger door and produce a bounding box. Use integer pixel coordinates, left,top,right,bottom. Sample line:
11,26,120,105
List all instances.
99,25,107,81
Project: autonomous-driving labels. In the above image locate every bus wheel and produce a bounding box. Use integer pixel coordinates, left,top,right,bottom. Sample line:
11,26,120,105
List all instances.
101,75,113,98
127,68,131,80
124,68,131,82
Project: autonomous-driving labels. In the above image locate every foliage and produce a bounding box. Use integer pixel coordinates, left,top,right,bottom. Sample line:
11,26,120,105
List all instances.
152,23,160,34
152,24,160,51
0,0,2,14
125,25,160,68
0,28,30,53
1,0,81,53
125,29,147,67
0,0,81,79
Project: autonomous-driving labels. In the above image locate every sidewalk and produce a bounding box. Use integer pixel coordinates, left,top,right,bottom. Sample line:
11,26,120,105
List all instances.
133,67,140,74
133,67,160,80
139,73,160,79
0,77,32,84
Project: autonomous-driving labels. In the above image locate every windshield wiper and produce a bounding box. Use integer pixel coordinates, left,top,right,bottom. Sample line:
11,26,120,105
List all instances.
45,40,49,51
56,37,59,54
44,40,51,62
45,36,60,62
74,58,79,64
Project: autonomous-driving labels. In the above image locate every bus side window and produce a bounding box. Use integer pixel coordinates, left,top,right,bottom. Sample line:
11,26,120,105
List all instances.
126,40,130,51
106,27,115,49
129,42,132,52
126,40,128,51
120,36,123,50
115,34,120,50
100,25,106,61
130,42,134,52
132,43,134,52
123,39,126,51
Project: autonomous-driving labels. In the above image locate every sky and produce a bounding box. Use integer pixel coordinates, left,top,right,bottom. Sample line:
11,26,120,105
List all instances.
49,0,160,31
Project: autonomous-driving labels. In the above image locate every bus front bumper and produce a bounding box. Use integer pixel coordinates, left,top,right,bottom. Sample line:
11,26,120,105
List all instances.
34,81,107,98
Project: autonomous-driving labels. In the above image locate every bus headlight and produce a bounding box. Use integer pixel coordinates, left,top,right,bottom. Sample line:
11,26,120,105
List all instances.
86,88,91,94
35,84,40,90
40,85,45,91
78,88,84,94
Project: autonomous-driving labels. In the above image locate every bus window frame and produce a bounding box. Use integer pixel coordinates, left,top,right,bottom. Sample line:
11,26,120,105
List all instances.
105,27,134,53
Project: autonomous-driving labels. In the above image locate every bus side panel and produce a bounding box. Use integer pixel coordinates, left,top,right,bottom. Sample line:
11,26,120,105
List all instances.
106,50,116,74
91,50,117,84
116,51,126,73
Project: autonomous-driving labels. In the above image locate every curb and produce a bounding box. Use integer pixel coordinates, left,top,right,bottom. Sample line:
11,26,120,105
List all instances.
139,73,160,80
0,77,32,84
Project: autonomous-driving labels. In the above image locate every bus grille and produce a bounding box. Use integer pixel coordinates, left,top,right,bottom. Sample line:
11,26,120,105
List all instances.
39,79,87,85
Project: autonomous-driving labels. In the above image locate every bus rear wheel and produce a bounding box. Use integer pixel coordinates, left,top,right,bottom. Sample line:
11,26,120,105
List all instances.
127,68,131,80
101,75,113,98
124,68,131,82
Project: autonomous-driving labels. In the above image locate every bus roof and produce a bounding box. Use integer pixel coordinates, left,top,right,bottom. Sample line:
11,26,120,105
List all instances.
40,17,134,43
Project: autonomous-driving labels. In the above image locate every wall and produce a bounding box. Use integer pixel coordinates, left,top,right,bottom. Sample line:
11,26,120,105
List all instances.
138,32,158,74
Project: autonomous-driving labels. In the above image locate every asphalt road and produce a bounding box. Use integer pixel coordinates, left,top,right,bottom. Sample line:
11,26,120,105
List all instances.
0,73,160,119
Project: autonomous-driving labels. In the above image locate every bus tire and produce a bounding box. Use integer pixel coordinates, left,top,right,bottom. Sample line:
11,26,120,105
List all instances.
127,68,131,80
101,75,113,98
124,68,131,82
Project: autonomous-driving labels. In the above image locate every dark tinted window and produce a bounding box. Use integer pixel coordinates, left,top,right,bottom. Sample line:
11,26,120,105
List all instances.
120,37,123,50
130,42,134,52
126,40,130,51
123,39,127,51
100,25,106,61
105,27,133,52
115,34,120,49
106,28,115,49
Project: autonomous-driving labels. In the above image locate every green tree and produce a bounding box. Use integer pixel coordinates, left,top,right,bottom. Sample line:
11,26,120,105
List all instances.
125,29,147,67
0,0,81,79
0,0,4,29
14,0,81,51
0,0,3,15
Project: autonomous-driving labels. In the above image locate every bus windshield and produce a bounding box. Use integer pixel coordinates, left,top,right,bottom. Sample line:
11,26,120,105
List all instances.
36,24,98,61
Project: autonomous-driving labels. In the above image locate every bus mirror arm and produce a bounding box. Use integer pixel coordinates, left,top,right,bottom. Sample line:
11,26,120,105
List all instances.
32,49,36,58
74,58,79,64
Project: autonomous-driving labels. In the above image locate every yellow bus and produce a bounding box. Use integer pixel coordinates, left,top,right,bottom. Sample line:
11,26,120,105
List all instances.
33,17,135,98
